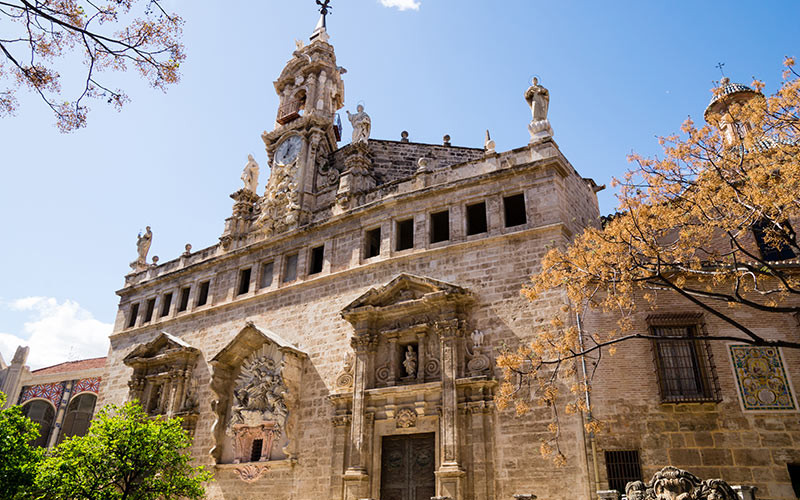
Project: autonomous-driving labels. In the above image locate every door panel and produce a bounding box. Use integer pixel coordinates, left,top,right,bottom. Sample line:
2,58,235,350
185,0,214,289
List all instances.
380,433,436,500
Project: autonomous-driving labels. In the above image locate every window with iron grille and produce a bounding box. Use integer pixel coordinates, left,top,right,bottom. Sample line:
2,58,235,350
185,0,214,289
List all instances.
605,450,642,494
650,316,719,403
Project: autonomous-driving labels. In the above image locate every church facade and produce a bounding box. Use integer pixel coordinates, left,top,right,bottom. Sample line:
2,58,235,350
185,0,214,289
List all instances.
98,11,800,500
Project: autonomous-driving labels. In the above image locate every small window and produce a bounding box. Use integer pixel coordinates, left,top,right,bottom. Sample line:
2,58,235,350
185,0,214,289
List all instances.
503,193,527,227
605,450,642,494
237,268,252,296
283,254,298,283
309,245,325,275
160,293,173,318
788,464,800,499
466,201,488,235
752,218,796,261
21,400,55,448
260,261,274,288
143,298,156,324
127,303,140,328
251,438,264,462
651,322,718,402
430,210,450,243
196,281,210,307
396,219,414,251
365,228,381,258
177,287,191,312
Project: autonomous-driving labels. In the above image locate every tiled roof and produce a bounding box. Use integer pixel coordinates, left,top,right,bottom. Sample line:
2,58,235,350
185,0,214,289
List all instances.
31,357,106,375
705,80,760,117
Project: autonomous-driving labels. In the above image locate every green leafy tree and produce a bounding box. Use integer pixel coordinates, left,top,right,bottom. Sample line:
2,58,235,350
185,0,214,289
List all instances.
0,392,42,499
34,401,212,500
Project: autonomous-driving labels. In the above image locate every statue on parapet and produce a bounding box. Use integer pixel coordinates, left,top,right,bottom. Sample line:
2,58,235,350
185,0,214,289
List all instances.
130,226,152,271
346,104,371,146
525,77,553,143
241,154,260,193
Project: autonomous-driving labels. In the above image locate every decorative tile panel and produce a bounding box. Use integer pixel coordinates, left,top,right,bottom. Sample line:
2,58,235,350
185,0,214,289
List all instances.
729,344,797,411
19,382,64,408
73,377,101,394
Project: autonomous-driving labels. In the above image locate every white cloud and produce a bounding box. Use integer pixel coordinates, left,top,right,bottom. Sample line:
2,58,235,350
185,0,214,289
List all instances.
380,0,421,11
0,297,111,370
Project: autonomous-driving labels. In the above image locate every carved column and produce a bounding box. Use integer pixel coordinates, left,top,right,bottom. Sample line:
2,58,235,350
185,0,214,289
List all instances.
387,334,399,386
417,331,427,384
435,319,466,500
344,333,373,500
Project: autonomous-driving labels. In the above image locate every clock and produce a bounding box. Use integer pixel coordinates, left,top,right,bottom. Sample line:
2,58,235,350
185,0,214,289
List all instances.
275,135,302,165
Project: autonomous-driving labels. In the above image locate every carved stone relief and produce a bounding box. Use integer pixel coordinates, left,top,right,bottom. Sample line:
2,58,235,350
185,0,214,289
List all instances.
466,329,491,376
628,466,740,500
255,154,301,237
334,352,354,391
395,407,417,428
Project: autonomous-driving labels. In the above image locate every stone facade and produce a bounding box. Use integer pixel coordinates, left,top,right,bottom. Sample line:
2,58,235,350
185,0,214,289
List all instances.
97,12,799,500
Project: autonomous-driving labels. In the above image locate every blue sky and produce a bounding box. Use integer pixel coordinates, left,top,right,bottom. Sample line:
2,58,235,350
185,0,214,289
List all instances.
1,0,798,368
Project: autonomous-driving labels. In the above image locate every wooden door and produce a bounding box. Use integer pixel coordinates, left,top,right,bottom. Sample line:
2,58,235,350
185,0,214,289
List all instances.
380,433,436,500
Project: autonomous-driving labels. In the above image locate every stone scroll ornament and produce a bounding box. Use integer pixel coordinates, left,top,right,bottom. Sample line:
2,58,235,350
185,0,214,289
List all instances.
626,466,739,500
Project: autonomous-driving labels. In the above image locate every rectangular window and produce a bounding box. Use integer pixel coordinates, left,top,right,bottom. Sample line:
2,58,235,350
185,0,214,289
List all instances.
127,303,139,328
430,210,450,243
396,219,414,251
143,298,156,324
260,261,274,288
196,281,210,307
466,201,488,235
365,228,381,258
753,218,796,261
251,439,264,462
651,322,718,402
605,450,642,494
309,245,325,275
503,193,527,227
237,268,252,296
177,287,191,312
159,293,173,318
283,254,298,283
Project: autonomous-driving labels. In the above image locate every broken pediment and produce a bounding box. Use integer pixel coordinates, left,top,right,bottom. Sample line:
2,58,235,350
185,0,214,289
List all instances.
123,332,199,367
209,322,306,466
341,273,473,321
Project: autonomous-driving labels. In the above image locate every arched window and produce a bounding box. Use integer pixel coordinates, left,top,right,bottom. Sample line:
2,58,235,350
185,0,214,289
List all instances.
58,393,97,443
21,400,55,448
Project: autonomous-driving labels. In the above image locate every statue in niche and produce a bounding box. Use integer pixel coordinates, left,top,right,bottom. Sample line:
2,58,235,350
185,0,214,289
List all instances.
403,345,417,377
525,77,549,122
241,154,260,193
231,356,288,429
130,226,152,270
346,104,371,145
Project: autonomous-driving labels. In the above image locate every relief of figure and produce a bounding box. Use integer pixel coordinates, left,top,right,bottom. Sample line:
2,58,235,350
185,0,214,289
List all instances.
625,481,647,500
471,329,485,348
346,104,371,145
525,77,549,122
403,345,417,377
241,154,260,193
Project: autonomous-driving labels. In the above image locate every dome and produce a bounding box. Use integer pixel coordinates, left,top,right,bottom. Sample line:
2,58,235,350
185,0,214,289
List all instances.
704,77,761,119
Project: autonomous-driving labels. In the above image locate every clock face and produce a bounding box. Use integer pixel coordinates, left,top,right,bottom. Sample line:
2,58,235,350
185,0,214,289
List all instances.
275,135,302,165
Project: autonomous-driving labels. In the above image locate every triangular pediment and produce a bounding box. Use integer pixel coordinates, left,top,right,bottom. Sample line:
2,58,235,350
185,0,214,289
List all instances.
342,273,471,314
123,332,198,364
211,322,305,370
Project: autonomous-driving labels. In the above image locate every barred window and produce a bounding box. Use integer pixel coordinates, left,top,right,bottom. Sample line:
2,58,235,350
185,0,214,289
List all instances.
605,450,642,494
650,317,719,403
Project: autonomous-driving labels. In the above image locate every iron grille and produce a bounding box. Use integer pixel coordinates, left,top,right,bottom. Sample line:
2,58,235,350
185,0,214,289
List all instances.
651,324,720,403
605,450,642,494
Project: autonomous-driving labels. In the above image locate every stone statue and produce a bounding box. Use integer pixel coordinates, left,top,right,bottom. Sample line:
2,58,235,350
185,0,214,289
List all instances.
525,77,549,122
346,105,371,145
241,154,260,193
625,481,647,500
471,329,485,348
129,226,152,271
525,77,553,143
403,345,417,377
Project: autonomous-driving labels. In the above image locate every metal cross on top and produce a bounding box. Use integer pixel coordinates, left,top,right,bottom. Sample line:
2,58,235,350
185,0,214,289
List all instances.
716,62,726,77
317,0,332,16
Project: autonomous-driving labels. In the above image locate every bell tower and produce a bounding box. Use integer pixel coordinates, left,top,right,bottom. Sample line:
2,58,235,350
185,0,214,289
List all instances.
257,3,345,236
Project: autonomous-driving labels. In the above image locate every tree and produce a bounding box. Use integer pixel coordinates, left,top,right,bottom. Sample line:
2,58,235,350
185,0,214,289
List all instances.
496,58,800,462
33,401,212,500
0,392,42,499
0,0,184,132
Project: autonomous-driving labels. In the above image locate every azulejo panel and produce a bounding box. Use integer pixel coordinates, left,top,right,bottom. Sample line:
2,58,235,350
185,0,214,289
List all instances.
19,383,64,407
729,344,797,411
